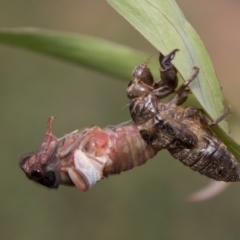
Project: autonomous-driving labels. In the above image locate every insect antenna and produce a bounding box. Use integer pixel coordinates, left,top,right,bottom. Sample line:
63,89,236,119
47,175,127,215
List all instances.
143,55,153,66
121,103,130,111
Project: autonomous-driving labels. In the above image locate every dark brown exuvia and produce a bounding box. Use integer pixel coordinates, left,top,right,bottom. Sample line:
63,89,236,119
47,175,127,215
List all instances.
127,49,240,182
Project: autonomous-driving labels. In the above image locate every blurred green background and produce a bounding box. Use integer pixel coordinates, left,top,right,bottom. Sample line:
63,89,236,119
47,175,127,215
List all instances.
1,1,240,240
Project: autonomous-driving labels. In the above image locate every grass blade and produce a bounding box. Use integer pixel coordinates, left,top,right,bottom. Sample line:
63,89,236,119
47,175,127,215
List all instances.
107,0,227,129
0,28,158,80
107,0,240,159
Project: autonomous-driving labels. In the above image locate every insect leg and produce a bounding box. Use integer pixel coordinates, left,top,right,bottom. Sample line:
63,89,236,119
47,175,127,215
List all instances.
152,85,176,99
199,106,231,127
152,49,179,98
58,134,82,158
160,49,179,69
175,91,188,106
169,67,199,106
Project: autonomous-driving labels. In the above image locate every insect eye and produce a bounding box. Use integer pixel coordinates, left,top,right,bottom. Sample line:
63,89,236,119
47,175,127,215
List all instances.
132,65,154,86
141,70,154,86
30,168,42,180
42,171,56,187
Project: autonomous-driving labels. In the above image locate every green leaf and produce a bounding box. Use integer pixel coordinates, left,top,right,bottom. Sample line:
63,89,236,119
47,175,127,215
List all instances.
107,0,240,160
0,28,159,81
107,0,226,129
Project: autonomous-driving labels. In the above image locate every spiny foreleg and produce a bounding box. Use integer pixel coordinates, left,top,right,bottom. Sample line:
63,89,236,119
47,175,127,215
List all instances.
152,49,179,98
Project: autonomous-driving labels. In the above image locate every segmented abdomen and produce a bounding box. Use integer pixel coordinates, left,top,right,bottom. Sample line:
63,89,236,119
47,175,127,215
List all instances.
71,125,158,191
168,122,240,182
79,125,158,175
104,125,158,174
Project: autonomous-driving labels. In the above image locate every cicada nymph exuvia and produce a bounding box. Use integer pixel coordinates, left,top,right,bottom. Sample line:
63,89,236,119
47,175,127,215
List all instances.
127,49,240,182
20,117,157,191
